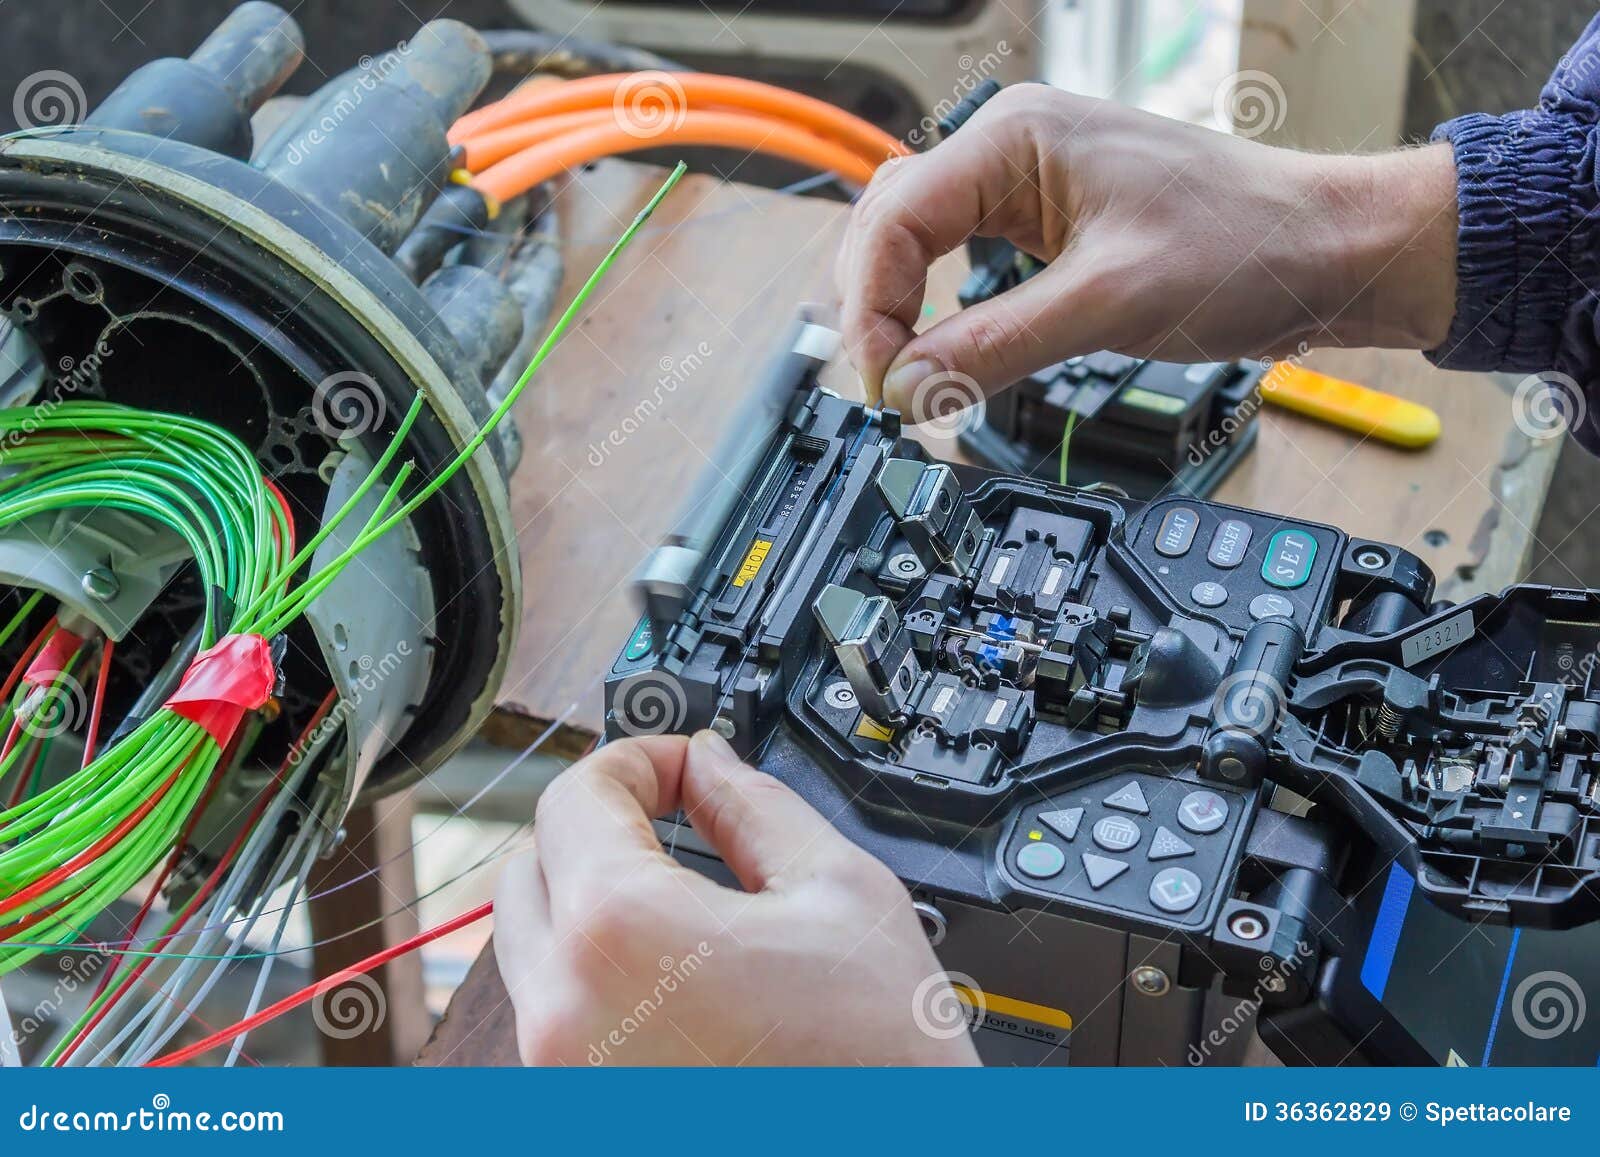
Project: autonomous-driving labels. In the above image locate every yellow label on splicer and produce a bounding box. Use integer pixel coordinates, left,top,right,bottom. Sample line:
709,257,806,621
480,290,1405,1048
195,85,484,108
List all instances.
953,984,1074,1032
854,715,895,742
732,538,773,587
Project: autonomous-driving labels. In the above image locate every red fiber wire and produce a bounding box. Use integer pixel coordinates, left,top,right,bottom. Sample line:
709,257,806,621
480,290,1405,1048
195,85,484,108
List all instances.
148,900,493,1067
81,637,113,769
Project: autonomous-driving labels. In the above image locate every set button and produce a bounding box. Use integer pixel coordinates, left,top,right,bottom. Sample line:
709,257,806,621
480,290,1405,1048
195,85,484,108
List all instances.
1261,528,1318,589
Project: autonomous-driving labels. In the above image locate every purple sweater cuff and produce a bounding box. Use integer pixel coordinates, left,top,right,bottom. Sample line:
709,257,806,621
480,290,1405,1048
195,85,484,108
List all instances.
1425,109,1589,374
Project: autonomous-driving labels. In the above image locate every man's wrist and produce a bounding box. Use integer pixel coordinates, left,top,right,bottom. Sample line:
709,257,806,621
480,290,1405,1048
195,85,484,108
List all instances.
1304,144,1458,352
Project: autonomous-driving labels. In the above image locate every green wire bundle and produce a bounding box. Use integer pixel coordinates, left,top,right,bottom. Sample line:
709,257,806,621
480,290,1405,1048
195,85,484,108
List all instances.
0,162,686,981
0,404,298,975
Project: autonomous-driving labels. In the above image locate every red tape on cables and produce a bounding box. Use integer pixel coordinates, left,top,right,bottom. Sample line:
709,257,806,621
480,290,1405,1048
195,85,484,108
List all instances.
22,629,85,687
166,633,277,746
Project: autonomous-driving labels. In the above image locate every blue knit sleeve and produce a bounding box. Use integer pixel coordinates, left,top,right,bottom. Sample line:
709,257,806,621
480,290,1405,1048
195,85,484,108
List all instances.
1428,15,1600,449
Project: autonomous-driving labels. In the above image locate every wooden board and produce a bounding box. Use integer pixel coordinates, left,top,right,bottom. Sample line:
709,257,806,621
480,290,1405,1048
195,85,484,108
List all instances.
421,160,1561,1067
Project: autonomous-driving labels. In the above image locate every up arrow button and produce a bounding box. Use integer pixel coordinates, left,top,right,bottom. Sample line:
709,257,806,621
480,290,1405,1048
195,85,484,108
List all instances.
1103,780,1150,815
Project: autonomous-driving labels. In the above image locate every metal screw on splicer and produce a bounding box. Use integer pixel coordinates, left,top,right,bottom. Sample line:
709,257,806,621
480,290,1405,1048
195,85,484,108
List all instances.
711,716,737,740
81,567,119,601
1131,966,1171,996
889,553,923,578
824,681,858,710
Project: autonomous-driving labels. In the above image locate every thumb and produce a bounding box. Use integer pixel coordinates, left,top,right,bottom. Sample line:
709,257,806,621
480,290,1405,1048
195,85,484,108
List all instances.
881,257,1117,416
679,730,868,892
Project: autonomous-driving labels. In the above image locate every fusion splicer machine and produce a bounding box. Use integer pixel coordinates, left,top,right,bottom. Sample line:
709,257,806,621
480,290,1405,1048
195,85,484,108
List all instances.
607,320,1600,1067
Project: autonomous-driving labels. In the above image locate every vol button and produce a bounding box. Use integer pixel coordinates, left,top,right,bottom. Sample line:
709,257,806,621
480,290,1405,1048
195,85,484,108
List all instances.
1248,592,1295,621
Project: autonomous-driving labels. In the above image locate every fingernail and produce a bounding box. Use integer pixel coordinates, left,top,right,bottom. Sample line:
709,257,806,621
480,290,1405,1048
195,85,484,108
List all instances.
883,358,940,415
858,370,882,409
691,728,740,767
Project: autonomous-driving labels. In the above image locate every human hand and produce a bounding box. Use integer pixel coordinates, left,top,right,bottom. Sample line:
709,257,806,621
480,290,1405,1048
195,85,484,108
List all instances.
494,730,981,1066
837,83,1458,416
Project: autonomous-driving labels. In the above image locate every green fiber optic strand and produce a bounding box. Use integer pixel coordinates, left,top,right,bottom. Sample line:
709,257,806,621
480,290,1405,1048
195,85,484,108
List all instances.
244,161,689,641
1058,409,1077,488
0,161,688,980
0,591,43,652
1058,378,1091,489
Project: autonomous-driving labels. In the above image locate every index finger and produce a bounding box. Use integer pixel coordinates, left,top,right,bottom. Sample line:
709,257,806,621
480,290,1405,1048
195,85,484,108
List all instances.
838,121,1028,401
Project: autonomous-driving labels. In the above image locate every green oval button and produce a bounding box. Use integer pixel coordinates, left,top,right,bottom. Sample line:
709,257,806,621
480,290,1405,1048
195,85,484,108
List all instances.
1260,529,1317,589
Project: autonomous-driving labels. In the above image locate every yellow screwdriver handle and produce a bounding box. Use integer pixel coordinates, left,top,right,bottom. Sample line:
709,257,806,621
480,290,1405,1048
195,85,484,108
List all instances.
1261,364,1441,448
